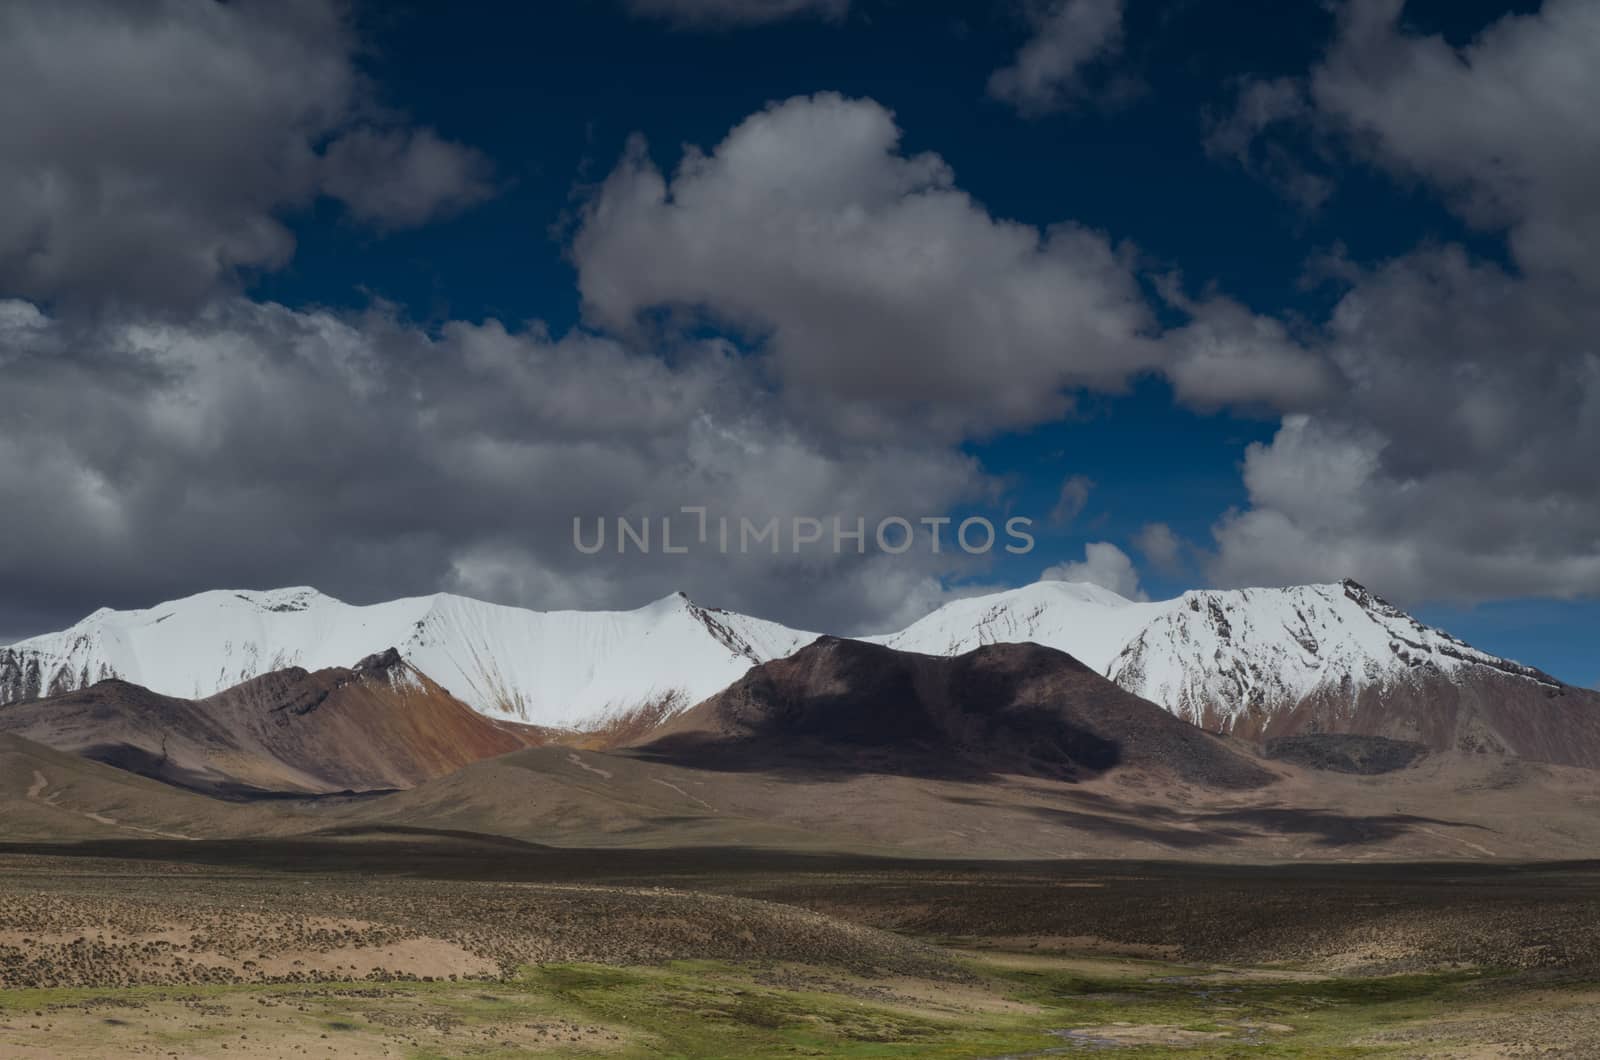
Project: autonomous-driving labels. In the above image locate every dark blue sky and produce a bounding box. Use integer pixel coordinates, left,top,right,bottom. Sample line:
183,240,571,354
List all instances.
246,1,1600,683
259,0,1545,317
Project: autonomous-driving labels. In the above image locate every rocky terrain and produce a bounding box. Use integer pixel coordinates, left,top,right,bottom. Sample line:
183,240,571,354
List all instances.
1267,665,1600,769
1262,733,1430,774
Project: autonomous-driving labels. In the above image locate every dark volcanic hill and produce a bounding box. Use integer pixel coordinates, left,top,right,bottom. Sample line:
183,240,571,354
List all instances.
0,651,528,797
631,637,1275,789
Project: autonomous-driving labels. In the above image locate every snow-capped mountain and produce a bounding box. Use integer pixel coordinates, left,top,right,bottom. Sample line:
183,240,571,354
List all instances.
874,578,1564,735
1110,580,1560,732
0,587,816,728
869,580,1161,671
2,577,1579,747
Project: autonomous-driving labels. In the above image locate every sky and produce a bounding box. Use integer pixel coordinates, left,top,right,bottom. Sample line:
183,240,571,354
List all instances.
0,0,1596,685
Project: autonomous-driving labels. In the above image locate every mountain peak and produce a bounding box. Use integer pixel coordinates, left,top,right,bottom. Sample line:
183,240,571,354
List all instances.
126,585,343,620
634,590,698,617
1020,579,1139,605
882,575,1559,737
235,586,333,612
353,647,405,674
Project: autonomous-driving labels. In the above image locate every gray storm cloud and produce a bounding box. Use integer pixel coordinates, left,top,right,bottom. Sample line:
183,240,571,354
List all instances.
0,0,492,312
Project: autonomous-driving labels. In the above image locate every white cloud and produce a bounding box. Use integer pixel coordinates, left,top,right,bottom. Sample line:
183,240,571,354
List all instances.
1133,522,1183,575
573,93,1162,440
320,127,495,230
1208,252,1600,603
1041,541,1148,601
988,0,1126,115
1161,291,1337,411
1197,1,1600,607
1215,0,1600,282
1311,0,1600,283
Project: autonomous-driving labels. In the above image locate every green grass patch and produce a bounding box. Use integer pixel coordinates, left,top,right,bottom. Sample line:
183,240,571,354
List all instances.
0,958,1585,1058
519,960,1062,1058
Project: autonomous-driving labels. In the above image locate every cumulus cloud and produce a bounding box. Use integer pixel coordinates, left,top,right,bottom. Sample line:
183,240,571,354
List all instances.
988,0,1126,115
1161,292,1338,412
1311,0,1600,283
12,0,1595,637
574,93,1359,434
1041,541,1148,601
572,92,1162,439
1133,522,1183,576
0,297,996,637
1208,249,1600,603
0,0,493,311
1194,1,1600,606
0,21,1323,643
624,0,848,25
1214,0,1600,280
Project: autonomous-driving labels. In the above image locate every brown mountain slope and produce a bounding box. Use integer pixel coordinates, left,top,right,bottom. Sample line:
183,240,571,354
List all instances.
1262,669,1600,769
0,733,299,840
630,637,1274,789
296,737,1600,862
0,650,528,797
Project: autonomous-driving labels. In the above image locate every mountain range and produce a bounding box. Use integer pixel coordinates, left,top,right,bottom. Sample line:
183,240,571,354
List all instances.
3,577,1597,766
9,633,1600,861
0,586,813,728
